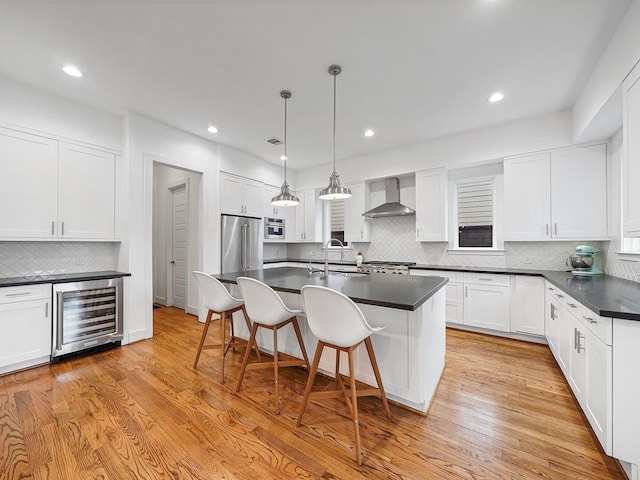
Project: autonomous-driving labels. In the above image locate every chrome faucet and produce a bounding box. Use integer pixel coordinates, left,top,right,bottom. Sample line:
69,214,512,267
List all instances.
307,251,316,273
324,238,344,277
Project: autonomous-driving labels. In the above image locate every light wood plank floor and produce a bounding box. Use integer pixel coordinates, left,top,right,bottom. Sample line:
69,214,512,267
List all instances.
0,306,625,479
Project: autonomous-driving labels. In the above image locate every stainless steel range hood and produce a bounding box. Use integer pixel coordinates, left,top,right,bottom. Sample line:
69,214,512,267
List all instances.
362,177,416,218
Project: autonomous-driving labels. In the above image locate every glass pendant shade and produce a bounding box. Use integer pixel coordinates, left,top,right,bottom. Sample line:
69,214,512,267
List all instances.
320,64,351,201
271,90,299,207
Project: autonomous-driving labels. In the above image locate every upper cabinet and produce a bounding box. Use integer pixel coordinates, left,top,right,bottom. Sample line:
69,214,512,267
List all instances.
503,144,607,241
623,61,640,236
220,172,262,217
344,181,371,243
0,127,116,240
415,168,447,242
294,188,322,242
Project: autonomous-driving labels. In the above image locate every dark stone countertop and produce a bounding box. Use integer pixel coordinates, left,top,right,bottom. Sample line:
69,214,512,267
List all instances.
214,267,448,311
263,258,357,267
0,270,131,287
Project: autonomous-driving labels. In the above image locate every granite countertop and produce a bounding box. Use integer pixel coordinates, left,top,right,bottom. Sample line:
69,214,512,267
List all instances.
0,270,131,287
215,267,448,311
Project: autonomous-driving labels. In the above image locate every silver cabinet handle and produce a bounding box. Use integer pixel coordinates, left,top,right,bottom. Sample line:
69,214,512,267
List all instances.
574,327,578,350
583,315,597,324
478,278,494,282
567,302,578,309
545,224,549,236
45,302,49,318
61,221,65,236
554,223,558,235
51,220,55,235
170,260,175,264
577,330,584,354
6,292,31,297
465,286,468,297
557,294,564,298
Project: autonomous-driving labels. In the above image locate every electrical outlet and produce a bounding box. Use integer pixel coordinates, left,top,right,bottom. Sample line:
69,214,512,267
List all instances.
76,255,85,265
524,255,532,264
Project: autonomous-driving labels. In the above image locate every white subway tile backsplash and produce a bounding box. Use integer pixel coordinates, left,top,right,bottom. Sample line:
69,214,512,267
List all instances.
0,242,120,278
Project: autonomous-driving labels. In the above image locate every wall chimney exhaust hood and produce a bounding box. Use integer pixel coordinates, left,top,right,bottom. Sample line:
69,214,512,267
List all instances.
362,177,416,218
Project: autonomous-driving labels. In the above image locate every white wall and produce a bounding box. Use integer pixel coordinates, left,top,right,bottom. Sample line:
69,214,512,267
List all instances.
296,111,573,189
0,75,121,150
153,164,202,315
120,112,221,343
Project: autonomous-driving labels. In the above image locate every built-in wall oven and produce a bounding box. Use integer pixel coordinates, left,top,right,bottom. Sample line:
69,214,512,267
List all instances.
51,277,123,362
264,217,285,240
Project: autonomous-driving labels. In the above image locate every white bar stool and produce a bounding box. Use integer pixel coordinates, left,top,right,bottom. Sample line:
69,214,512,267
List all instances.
235,277,310,415
297,285,391,465
192,271,261,383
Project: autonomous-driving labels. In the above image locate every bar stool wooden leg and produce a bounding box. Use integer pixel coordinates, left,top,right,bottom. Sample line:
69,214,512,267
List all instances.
347,348,362,465
194,310,214,368
292,318,310,369
365,337,391,418
220,312,228,383
273,325,280,414
296,341,325,426
236,322,259,393
241,305,262,361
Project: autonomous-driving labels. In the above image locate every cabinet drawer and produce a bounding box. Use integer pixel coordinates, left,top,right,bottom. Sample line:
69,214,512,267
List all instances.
580,307,612,345
564,297,582,318
0,284,51,303
463,272,510,286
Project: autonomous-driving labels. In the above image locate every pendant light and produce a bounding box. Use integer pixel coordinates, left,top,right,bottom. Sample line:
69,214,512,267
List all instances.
271,90,300,206
319,64,352,200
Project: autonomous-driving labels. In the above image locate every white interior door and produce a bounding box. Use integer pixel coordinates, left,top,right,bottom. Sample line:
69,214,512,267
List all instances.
170,185,188,309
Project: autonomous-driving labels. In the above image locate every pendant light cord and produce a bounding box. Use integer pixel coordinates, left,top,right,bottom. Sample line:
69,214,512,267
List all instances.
332,70,337,175
284,94,288,183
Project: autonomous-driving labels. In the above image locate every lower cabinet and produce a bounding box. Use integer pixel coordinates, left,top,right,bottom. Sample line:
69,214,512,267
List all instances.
0,284,52,374
463,273,511,332
512,276,545,336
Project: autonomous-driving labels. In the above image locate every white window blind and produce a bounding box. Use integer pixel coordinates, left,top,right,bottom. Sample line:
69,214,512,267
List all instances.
457,179,493,227
330,199,345,231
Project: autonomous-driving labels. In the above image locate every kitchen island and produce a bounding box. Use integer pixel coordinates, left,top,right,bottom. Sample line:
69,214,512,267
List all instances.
215,267,448,413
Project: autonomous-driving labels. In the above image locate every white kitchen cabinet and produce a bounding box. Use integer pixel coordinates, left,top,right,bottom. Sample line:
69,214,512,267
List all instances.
544,284,560,355
294,188,322,242
0,127,58,238
613,318,640,466
410,270,463,325
415,168,447,242
0,284,52,374
503,144,607,241
0,128,117,240
512,275,545,336
220,172,262,217
58,143,116,239
463,273,510,332
555,290,571,374
623,61,640,236
344,181,371,243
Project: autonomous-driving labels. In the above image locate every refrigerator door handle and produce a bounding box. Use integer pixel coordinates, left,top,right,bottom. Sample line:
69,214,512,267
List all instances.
246,223,251,269
242,224,247,269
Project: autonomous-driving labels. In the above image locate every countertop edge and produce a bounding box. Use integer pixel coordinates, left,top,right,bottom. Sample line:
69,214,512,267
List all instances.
0,271,132,287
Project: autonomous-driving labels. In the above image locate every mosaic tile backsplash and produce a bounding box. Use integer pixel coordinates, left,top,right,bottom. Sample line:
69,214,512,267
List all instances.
0,241,120,278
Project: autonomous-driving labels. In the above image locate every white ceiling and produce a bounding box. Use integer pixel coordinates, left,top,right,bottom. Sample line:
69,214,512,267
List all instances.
0,0,632,170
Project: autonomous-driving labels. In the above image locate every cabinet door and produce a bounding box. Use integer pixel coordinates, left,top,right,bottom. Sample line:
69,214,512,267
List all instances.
220,173,244,215
344,182,371,242
295,189,321,242
415,168,447,242
0,296,51,373
556,305,572,375
624,63,640,236
262,184,280,217
568,315,587,400
58,143,116,239
463,283,510,332
512,276,545,336
503,153,551,241
550,144,607,240
0,127,58,238
445,282,464,325
584,328,612,454
243,178,263,217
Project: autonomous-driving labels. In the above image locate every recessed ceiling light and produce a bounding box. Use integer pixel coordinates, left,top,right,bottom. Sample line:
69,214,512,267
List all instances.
207,125,218,133
364,129,375,137
62,65,83,77
280,155,287,161
488,92,504,103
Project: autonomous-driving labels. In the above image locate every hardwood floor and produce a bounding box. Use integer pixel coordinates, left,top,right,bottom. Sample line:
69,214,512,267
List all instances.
0,306,626,479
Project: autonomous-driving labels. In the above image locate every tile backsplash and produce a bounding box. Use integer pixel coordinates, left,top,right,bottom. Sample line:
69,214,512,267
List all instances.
0,241,120,278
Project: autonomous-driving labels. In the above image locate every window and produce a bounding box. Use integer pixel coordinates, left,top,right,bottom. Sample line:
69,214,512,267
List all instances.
447,162,504,251
457,179,494,248
326,199,348,246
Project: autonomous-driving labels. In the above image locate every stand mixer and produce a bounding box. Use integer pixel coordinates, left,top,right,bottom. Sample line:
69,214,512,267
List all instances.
567,245,602,276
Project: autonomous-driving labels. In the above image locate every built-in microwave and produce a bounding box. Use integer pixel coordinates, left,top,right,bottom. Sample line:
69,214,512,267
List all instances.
264,217,285,239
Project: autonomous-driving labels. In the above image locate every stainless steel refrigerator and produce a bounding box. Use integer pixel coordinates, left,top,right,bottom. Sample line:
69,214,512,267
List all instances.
221,214,263,273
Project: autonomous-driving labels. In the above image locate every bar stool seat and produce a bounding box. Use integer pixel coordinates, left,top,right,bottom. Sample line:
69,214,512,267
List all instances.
235,276,310,415
297,284,391,465
192,271,261,383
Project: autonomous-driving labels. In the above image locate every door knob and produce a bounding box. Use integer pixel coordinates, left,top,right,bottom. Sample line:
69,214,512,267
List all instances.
170,260,175,264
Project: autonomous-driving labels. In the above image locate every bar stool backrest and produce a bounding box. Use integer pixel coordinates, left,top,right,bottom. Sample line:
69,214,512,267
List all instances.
192,271,242,312
301,285,382,348
237,277,296,326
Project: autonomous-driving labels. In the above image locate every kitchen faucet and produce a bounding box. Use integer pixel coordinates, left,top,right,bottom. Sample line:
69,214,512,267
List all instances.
307,251,316,273
324,238,344,277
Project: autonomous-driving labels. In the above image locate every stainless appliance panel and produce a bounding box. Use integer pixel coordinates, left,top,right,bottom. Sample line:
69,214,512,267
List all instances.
264,217,285,239
221,214,263,273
